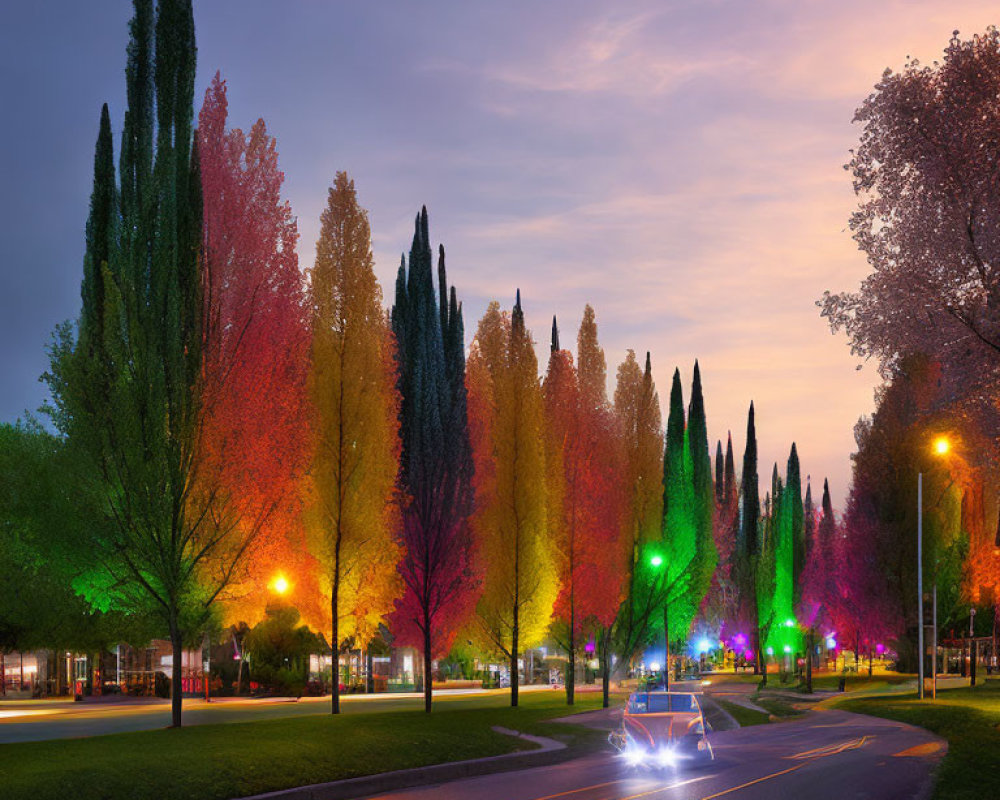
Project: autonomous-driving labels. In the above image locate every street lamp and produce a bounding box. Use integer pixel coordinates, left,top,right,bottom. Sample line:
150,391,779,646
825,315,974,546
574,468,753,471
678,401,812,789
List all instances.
918,436,950,700
272,575,289,595
649,553,668,690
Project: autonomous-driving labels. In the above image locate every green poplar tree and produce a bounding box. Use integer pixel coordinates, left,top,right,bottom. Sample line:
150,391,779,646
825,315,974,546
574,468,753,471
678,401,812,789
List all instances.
45,0,225,729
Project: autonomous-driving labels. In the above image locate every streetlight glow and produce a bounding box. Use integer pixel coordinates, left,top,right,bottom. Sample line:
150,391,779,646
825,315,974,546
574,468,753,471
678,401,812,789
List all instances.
650,555,663,567
272,575,289,595
933,437,950,456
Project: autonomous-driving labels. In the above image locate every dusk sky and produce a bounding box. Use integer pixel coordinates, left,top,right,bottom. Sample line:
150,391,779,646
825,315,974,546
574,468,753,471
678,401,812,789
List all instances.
3,1,997,506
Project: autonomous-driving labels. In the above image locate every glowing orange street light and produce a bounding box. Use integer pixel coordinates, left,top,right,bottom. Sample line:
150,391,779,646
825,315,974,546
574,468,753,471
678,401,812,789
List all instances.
918,434,953,701
272,575,289,595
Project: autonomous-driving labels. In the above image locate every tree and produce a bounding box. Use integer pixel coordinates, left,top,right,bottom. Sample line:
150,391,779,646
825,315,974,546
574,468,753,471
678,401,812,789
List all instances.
611,351,664,685
820,28,1000,429
732,403,761,674
471,293,555,707
390,209,477,713
45,0,232,728
658,365,717,674
686,362,718,632
304,172,402,714
839,358,967,669
0,421,158,691
544,312,626,706
768,445,802,659
197,74,312,631
706,434,739,642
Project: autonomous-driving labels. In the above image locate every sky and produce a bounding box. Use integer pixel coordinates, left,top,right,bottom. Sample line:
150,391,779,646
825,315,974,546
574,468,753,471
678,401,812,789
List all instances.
2,0,998,507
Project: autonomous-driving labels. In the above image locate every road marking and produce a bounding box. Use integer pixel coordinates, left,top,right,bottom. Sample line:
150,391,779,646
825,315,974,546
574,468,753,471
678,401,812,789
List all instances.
893,742,943,757
788,736,869,760
698,764,804,799
617,775,712,799
530,779,625,800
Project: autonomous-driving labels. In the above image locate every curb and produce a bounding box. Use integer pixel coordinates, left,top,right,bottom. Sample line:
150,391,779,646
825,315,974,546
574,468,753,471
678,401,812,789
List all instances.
237,727,568,800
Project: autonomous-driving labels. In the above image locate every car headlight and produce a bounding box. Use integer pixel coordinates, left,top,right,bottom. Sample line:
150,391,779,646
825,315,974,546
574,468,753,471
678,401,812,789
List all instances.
623,745,647,766
656,747,679,767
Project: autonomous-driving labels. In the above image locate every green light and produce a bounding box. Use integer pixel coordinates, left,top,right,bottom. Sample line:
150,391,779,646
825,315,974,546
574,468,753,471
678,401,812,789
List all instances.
650,555,663,567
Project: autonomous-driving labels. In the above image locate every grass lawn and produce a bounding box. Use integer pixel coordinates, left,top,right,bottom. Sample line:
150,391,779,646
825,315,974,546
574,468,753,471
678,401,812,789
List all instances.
837,679,1000,800
0,692,606,800
713,699,770,727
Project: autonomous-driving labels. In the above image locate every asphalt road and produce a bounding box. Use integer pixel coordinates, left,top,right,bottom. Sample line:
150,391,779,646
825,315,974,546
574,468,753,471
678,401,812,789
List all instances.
0,687,527,743
358,708,945,800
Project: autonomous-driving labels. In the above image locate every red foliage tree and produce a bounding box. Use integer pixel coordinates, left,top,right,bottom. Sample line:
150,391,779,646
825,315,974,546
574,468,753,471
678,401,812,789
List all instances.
544,313,627,706
197,74,312,627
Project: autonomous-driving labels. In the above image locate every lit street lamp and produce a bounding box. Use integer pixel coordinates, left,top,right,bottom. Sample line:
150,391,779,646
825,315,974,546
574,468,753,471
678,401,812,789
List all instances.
649,553,668,690
918,436,950,700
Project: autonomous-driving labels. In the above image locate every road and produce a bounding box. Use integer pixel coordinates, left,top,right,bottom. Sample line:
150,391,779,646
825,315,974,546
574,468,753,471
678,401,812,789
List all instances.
358,708,945,800
0,687,538,743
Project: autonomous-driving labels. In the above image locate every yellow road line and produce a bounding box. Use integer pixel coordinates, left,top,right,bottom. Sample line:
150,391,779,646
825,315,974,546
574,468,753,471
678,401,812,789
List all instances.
530,779,625,800
618,775,712,799
698,764,804,799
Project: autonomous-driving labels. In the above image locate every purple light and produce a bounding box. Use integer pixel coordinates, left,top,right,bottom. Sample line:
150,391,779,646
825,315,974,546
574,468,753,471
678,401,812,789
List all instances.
584,639,596,654
876,643,885,655
733,633,747,647
743,649,754,660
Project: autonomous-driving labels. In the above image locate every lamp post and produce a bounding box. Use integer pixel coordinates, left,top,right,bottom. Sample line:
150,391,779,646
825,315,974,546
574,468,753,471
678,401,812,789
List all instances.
650,554,668,690
918,437,950,700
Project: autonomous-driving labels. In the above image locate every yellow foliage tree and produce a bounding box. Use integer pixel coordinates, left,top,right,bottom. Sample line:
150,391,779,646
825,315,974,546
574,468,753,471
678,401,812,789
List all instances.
468,293,556,706
305,172,402,713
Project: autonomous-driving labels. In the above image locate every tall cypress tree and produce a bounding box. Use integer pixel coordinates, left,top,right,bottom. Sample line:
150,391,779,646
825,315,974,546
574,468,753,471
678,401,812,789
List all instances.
787,444,805,609
48,0,209,728
739,403,759,557
661,369,693,677
724,433,736,505
736,402,761,674
391,207,474,713
715,441,725,505
687,361,717,633
79,104,116,360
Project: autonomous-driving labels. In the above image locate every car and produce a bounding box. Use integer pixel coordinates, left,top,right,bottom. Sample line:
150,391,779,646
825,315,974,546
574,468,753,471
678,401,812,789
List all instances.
609,690,714,768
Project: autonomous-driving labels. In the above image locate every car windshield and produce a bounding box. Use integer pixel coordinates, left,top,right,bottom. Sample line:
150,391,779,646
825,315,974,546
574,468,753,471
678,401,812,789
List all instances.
627,693,696,714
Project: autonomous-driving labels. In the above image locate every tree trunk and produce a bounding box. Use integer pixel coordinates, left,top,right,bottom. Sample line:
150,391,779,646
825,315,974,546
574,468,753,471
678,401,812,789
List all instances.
868,646,874,678
566,633,575,705
511,612,519,708
236,653,244,696
366,647,374,693
805,630,813,693
423,617,433,713
757,630,767,688
170,626,183,728
601,634,611,709
1,652,5,696
331,584,340,714
664,606,670,690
